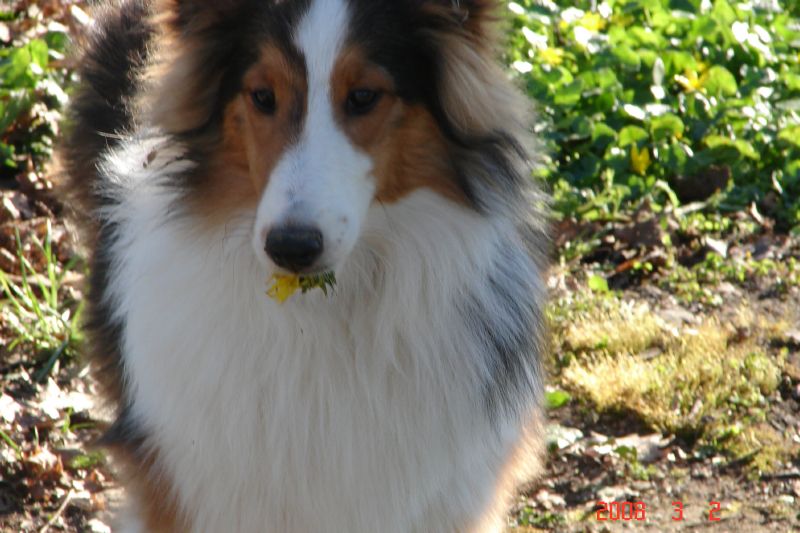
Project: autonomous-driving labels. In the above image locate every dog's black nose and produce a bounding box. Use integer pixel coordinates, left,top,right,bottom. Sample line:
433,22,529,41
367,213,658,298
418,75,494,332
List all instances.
265,225,324,272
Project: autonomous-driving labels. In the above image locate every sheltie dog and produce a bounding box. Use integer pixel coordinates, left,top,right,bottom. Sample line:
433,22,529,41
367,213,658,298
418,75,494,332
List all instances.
60,0,549,531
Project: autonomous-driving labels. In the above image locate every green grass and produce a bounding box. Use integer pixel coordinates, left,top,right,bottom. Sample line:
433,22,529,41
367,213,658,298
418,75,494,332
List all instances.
0,426,22,459
514,508,567,529
0,220,83,381
663,252,800,306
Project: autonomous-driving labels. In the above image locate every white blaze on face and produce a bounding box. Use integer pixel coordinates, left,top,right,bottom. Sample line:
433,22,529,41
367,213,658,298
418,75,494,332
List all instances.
252,0,375,273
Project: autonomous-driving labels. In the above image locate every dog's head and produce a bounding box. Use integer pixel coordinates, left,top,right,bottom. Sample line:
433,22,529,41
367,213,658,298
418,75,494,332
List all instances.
147,0,531,275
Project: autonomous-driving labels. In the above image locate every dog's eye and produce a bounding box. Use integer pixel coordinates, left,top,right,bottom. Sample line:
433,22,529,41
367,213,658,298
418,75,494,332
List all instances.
251,89,276,115
346,89,381,116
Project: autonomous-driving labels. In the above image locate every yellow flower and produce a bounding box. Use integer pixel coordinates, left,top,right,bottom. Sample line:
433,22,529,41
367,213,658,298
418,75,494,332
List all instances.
578,12,606,32
540,47,565,66
630,145,651,175
675,68,708,93
267,274,301,304
266,272,338,303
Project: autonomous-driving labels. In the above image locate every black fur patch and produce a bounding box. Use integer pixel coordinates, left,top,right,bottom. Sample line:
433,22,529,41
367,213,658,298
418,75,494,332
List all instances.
58,0,158,410
60,0,154,211
97,403,147,452
460,245,545,418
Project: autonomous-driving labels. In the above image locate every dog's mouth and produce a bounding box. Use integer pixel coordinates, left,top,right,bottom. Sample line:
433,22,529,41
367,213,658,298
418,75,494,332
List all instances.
266,271,338,303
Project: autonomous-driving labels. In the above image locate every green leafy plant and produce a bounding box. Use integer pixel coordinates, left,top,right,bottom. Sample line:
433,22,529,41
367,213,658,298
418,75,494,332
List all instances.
0,16,71,176
545,389,572,409
506,0,800,230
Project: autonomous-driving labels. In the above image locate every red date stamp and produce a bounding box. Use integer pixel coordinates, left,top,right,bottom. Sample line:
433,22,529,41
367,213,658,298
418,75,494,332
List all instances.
596,501,722,522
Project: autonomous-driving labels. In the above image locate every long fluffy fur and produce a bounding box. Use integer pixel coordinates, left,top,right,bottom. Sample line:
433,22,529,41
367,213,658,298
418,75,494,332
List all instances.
61,0,549,531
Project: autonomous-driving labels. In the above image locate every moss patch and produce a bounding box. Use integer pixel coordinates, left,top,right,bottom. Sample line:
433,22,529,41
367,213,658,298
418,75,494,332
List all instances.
549,292,795,473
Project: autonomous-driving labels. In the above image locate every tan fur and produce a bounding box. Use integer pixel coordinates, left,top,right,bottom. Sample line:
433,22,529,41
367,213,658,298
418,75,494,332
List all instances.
331,47,467,204
111,444,189,532
239,44,308,189
370,106,466,204
420,1,533,145
330,47,398,147
143,0,242,134
192,43,470,216
188,45,308,223
437,33,531,138
489,412,545,524
142,34,220,134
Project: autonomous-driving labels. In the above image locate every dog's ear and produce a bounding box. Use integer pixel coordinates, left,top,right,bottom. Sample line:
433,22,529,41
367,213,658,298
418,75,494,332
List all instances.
155,0,244,34
416,0,528,138
145,0,247,134
416,0,500,39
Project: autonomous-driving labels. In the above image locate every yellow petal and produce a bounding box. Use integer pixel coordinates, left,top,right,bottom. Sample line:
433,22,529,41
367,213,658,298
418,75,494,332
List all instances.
540,47,565,66
675,69,705,93
266,274,301,304
630,145,651,176
578,12,606,32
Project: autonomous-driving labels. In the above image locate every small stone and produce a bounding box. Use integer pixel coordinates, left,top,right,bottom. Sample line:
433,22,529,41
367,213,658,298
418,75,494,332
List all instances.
660,307,696,326
705,237,728,258
69,490,95,512
546,425,584,450
614,433,669,464
784,329,800,347
0,394,21,423
597,486,638,502
588,444,615,457
535,489,566,509
588,431,609,444
86,519,112,533
716,282,738,295
70,5,93,26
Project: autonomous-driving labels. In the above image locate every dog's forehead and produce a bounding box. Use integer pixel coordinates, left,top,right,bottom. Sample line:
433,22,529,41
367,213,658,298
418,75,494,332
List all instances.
294,0,351,84
251,0,417,87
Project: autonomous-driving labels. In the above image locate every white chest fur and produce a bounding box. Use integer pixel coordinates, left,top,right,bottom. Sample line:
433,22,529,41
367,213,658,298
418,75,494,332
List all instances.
102,145,541,532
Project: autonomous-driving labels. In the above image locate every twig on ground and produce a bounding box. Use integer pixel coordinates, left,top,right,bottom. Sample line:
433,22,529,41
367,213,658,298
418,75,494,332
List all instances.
38,489,74,533
761,471,800,481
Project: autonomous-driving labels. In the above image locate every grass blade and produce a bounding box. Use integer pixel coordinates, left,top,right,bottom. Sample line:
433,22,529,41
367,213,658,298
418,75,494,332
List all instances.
34,340,68,383
0,427,22,459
